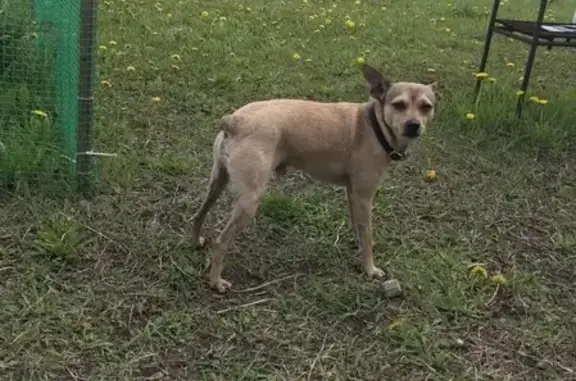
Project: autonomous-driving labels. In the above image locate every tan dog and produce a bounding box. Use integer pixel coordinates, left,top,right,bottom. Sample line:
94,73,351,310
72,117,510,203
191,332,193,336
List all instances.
191,64,437,292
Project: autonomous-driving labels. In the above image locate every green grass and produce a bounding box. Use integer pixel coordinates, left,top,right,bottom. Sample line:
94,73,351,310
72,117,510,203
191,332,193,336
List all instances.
2,0,576,379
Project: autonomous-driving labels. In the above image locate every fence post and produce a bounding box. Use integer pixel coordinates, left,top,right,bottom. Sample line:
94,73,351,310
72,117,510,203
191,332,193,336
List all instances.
76,0,98,195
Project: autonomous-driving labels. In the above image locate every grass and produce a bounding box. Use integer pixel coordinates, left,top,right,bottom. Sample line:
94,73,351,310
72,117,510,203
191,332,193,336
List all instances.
2,0,576,379
0,0,68,189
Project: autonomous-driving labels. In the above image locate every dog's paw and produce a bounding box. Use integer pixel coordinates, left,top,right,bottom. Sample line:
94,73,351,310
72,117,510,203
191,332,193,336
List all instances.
366,265,385,278
210,278,232,293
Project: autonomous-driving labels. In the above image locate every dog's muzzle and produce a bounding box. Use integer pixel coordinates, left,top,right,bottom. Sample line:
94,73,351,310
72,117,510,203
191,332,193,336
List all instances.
403,120,421,138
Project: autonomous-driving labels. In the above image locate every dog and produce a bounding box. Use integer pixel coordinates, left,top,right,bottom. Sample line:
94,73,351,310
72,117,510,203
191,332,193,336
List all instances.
190,64,438,292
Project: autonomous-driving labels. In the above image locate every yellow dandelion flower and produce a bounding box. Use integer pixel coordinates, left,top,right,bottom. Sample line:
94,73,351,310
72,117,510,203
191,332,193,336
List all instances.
344,20,355,30
31,109,48,118
152,96,161,104
445,28,451,32
469,265,488,278
381,6,387,10
474,72,489,79
325,18,332,25
344,15,351,20
354,0,361,4
490,273,507,285
515,90,525,96
100,80,112,88
126,65,136,72
529,96,540,103
538,98,548,104
465,112,475,120
171,54,181,61
506,62,515,68
200,11,209,18
219,16,227,22
387,320,403,330
356,56,365,65
488,77,496,83
359,22,366,28
427,68,436,73
109,40,117,46
424,169,437,181
292,52,301,60
305,58,312,63
98,45,107,51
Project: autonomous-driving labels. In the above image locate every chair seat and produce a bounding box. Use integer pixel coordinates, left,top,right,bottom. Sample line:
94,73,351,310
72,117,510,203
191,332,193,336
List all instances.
496,19,576,39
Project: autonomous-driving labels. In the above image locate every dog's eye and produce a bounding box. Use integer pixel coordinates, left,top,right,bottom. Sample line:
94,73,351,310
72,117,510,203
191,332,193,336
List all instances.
420,103,433,112
392,101,406,111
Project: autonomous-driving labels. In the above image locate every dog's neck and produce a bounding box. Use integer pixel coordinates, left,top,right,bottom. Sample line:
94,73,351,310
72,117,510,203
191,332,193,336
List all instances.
365,102,407,161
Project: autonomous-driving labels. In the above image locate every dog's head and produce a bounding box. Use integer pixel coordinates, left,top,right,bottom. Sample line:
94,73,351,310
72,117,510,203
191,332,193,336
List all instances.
362,64,437,142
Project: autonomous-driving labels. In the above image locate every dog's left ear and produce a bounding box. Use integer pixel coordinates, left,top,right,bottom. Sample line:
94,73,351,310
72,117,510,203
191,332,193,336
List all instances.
427,81,441,102
362,64,391,102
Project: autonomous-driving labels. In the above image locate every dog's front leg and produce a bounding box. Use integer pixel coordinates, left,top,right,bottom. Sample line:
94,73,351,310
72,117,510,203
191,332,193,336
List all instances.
349,188,385,279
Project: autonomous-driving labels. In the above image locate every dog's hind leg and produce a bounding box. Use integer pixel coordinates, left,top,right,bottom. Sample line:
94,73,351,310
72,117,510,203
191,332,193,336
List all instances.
191,162,229,248
207,149,273,293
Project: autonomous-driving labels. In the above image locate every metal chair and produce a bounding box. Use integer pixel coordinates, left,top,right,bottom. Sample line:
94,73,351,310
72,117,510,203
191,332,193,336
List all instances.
473,0,576,116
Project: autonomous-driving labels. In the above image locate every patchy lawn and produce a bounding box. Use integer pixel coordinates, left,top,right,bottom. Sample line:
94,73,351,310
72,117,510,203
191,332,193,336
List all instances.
1,0,576,379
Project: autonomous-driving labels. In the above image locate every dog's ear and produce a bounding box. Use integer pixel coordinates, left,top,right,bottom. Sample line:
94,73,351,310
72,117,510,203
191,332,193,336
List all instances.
427,81,441,102
362,64,391,102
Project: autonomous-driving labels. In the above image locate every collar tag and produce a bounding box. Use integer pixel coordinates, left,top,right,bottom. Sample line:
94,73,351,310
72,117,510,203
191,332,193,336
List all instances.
390,151,406,161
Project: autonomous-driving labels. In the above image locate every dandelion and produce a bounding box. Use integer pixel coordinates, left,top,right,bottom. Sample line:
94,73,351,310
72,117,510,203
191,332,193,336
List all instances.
344,19,355,30
109,40,117,46
201,11,209,18
469,265,488,278
98,45,107,51
101,80,112,88
356,56,365,65
171,53,182,61
490,273,507,285
427,68,436,73
465,112,475,120
506,62,515,68
488,77,496,83
292,52,301,60
152,96,161,104
31,109,48,118
474,72,488,79
126,65,136,72
515,90,525,96
219,16,227,22
539,98,548,104
424,169,437,181
354,0,361,4
445,27,451,32
529,96,540,103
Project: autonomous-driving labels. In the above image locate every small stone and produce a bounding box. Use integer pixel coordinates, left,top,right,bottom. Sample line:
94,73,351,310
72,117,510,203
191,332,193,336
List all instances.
383,279,403,298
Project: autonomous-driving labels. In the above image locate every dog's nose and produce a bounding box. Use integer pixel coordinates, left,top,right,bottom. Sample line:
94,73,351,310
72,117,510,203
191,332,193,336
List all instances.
403,120,421,138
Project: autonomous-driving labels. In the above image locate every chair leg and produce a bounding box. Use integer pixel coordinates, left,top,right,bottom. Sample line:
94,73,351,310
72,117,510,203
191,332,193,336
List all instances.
473,0,502,102
516,0,548,118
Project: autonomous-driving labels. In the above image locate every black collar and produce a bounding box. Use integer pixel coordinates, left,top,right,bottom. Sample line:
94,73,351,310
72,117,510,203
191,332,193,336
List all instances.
366,103,406,161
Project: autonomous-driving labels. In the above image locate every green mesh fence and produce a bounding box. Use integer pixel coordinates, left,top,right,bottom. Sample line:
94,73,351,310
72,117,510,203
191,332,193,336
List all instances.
0,0,97,192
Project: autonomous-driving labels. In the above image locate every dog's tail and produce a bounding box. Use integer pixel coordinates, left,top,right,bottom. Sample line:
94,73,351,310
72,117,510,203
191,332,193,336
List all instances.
218,114,236,136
